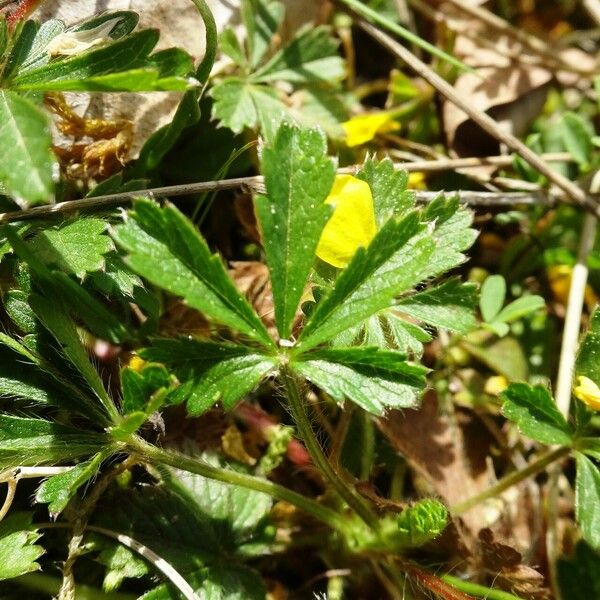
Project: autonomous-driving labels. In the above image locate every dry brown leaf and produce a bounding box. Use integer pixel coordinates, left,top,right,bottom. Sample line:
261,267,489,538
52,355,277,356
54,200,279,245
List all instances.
439,2,551,157
229,260,277,337
376,392,496,533
477,528,550,600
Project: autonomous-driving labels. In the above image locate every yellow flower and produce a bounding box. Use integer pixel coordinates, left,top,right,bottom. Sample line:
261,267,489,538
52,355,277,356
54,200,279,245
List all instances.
484,375,509,396
126,355,147,373
408,171,426,189
342,112,400,147
574,375,600,411
316,175,377,268
547,265,598,309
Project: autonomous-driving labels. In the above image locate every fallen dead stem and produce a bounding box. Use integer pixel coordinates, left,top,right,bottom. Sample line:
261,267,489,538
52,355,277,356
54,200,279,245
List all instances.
0,153,575,224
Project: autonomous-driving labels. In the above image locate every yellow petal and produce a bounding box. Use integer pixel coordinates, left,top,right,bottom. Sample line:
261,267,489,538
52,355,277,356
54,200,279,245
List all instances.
316,175,377,268
547,264,599,310
408,171,426,189
126,355,146,373
342,112,400,147
484,375,509,396
574,375,600,411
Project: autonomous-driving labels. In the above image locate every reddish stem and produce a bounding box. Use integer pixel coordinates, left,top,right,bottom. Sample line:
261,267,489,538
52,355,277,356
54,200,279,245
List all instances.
405,564,476,600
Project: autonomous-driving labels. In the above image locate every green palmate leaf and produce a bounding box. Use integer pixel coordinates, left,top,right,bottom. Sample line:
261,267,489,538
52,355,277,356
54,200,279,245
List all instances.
141,565,266,600
480,275,506,322
28,218,113,278
421,195,477,279
576,453,600,549
0,90,56,205
293,347,427,414
12,29,159,88
94,467,271,595
385,313,431,355
28,294,119,422
141,339,276,415
288,84,349,137
210,78,287,136
242,0,284,68
0,344,97,418
220,29,245,68
558,541,600,600
4,224,130,343
0,513,44,581
255,123,335,339
356,157,414,226
89,254,143,298
26,68,194,92
0,415,109,469
121,364,172,414
576,307,600,385
297,212,434,352
2,19,38,81
501,383,573,445
252,25,344,84
35,452,105,516
163,455,272,547
397,279,477,333
112,199,272,347
98,543,149,592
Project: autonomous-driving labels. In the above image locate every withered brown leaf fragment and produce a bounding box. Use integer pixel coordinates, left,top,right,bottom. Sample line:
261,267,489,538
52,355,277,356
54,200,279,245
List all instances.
46,93,133,179
377,392,494,533
477,528,551,600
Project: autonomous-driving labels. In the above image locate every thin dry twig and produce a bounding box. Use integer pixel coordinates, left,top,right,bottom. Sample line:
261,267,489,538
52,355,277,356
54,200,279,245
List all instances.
0,153,573,225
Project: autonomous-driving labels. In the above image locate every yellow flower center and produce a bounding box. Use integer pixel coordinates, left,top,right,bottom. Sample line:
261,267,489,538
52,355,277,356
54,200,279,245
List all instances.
316,175,377,269
574,375,600,411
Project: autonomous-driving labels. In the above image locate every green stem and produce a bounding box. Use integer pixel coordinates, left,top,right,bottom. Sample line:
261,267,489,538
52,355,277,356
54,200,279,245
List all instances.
281,367,381,532
333,0,475,74
441,574,525,600
189,0,217,84
451,446,570,515
127,436,346,534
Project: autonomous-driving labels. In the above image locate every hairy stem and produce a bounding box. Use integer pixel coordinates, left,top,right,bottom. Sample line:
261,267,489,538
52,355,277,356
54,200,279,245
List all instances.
281,367,381,531
127,436,347,533
451,446,570,515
